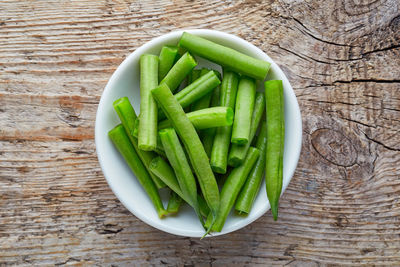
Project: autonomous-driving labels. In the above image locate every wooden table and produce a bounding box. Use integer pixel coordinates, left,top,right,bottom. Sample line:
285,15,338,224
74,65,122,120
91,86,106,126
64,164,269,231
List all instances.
1,1,399,265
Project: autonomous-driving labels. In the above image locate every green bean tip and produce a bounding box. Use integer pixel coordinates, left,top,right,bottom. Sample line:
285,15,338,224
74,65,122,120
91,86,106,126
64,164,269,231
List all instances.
271,204,279,221
112,96,129,107
211,165,226,174
231,138,248,145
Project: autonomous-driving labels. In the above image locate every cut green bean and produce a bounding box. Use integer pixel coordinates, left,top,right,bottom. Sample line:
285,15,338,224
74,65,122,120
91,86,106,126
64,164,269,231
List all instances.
159,70,221,119
190,94,212,112
133,118,166,157
108,124,167,218
188,69,201,84
167,191,183,214
191,68,213,111
152,83,220,236
199,74,221,158
228,92,265,166
202,129,216,159
265,80,285,221
217,169,231,188
113,97,165,189
179,32,270,80
200,130,215,159
159,46,179,81
113,97,137,135
138,54,159,151
231,76,256,145
209,72,221,108
133,118,139,138
210,70,239,174
158,70,221,120
235,122,267,214
158,107,233,130
205,147,260,231
149,156,210,218
174,70,220,108
149,156,181,194
160,52,197,93
159,128,204,225
184,69,201,113
211,126,232,172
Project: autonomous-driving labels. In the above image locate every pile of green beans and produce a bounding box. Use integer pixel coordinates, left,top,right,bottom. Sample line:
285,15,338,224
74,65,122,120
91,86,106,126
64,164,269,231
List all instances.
107,33,286,237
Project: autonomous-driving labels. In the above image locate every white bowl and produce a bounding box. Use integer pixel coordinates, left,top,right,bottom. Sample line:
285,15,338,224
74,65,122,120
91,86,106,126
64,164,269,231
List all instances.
95,29,302,238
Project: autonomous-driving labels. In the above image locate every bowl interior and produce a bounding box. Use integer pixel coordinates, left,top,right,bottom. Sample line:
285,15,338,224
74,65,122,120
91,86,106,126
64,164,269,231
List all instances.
95,29,302,237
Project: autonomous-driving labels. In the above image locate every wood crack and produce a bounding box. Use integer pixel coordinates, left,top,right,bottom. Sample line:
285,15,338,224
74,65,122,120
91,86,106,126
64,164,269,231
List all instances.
362,44,400,56
290,17,356,48
276,44,335,64
334,79,400,84
361,130,400,152
340,116,377,129
54,257,81,266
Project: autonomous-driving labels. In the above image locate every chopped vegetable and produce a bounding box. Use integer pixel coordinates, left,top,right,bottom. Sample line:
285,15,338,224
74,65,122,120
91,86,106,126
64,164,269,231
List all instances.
235,122,267,214
210,70,239,174
228,92,265,166
138,54,159,151
179,32,270,80
231,76,256,144
108,124,167,218
265,80,285,221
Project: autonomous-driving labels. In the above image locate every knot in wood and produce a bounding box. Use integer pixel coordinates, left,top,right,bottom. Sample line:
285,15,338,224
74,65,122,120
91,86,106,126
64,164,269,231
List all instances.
57,96,83,128
311,128,357,167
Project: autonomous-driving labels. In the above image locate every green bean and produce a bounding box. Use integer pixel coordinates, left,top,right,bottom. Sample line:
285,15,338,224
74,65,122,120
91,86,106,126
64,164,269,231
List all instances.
199,73,221,157
220,70,240,108
204,147,260,231
235,122,267,214
149,156,210,218
210,126,232,171
149,156,181,194
113,97,165,189
158,107,233,130
113,97,137,134
188,69,201,85
197,195,210,218
191,68,213,111
159,128,203,225
133,118,139,137
108,124,167,218
210,70,239,174
132,118,166,157
184,69,201,113
201,129,216,159
209,72,222,108
138,54,159,151
158,70,221,120
158,46,179,81
228,92,265,166
175,70,220,107
178,32,270,80
167,190,183,214
265,80,285,221
231,76,256,145
160,52,197,93
217,169,231,188
190,95,212,113
152,83,220,235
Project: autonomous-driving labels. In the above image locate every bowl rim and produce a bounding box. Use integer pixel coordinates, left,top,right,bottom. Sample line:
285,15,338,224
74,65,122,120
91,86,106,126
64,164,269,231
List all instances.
95,29,302,237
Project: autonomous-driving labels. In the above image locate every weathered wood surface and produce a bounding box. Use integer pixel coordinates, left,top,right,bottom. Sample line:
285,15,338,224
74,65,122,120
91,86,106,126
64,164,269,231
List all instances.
1,0,399,265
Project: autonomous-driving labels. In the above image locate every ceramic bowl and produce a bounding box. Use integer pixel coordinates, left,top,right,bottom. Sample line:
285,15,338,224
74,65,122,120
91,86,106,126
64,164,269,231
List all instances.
95,29,302,237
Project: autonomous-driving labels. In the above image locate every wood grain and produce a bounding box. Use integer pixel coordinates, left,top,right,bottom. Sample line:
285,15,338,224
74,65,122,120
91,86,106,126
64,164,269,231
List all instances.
1,0,399,265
